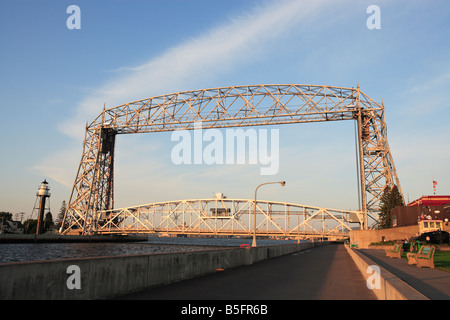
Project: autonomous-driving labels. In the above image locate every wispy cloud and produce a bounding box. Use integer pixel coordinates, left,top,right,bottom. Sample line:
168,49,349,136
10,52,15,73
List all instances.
38,0,332,198
409,72,450,94
59,0,330,140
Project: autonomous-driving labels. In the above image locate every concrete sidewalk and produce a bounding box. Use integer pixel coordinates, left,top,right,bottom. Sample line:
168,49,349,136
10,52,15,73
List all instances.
360,249,450,300
117,244,376,300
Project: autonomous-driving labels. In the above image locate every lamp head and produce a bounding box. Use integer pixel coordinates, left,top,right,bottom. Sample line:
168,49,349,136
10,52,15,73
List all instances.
280,181,286,186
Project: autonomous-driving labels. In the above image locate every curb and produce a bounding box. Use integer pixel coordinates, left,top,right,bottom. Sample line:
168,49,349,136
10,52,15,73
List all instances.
345,244,428,300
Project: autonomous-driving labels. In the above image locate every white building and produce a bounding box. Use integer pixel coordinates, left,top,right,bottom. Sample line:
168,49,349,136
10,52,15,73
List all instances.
0,220,24,234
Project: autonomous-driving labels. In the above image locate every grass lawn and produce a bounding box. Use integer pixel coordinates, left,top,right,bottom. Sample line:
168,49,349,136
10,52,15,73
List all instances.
434,251,450,272
369,242,450,272
401,250,450,272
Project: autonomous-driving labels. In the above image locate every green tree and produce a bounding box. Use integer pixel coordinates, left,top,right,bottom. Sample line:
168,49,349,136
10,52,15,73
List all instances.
55,201,67,229
0,212,13,221
44,211,54,232
378,185,404,229
23,219,37,234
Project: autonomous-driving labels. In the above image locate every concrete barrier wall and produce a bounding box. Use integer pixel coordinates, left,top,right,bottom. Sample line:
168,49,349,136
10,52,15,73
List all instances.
350,226,419,249
0,242,318,300
344,245,428,300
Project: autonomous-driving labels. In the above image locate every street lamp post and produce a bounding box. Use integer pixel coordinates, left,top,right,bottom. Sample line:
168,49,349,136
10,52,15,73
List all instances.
252,181,286,247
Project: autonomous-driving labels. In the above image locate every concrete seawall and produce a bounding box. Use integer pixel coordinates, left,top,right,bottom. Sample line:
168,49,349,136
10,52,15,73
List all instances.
0,242,317,300
344,244,428,300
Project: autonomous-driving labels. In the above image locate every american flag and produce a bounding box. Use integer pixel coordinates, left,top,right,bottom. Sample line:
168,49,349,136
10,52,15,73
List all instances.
433,180,438,194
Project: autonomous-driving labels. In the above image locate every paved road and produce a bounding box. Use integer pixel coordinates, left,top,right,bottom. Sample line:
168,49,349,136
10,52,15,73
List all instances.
117,244,376,300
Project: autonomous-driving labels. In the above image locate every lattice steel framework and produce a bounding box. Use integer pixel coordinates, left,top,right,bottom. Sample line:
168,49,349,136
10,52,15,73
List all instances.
93,198,358,239
60,84,402,235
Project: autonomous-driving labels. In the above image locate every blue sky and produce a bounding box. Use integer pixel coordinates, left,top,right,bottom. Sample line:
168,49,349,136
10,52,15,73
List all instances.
1,0,449,219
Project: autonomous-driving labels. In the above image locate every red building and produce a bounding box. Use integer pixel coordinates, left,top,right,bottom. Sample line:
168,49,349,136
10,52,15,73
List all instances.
407,195,450,207
391,195,450,228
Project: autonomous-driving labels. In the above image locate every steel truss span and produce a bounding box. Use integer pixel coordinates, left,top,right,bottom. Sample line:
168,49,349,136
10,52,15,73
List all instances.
60,84,402,235
94,198,358,239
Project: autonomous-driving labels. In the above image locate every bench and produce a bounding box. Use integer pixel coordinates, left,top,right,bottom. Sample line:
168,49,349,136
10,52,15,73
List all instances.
408,241,422,253
385,243,403,258
407,245,423,265
416,246,435,269
350,242,359,248
407,245,435,268
406,242,424,264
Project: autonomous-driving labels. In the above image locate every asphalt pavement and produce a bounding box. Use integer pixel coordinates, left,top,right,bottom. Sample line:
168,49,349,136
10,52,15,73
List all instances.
116,243,376,300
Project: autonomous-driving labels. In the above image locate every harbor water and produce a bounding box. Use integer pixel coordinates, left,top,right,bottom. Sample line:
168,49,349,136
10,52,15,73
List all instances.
0,237,300,264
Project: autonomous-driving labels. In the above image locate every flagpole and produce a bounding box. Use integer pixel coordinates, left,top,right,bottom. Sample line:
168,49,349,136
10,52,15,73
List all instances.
432,178,438,195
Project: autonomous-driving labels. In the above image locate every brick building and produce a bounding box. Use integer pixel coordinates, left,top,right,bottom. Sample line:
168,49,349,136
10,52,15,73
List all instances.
391,195,450,228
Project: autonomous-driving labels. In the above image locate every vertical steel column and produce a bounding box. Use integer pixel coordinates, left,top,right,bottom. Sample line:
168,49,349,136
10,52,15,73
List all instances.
355,84,368,229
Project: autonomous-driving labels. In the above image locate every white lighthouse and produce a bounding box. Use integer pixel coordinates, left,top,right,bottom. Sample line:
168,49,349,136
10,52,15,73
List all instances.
34,179,51,235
